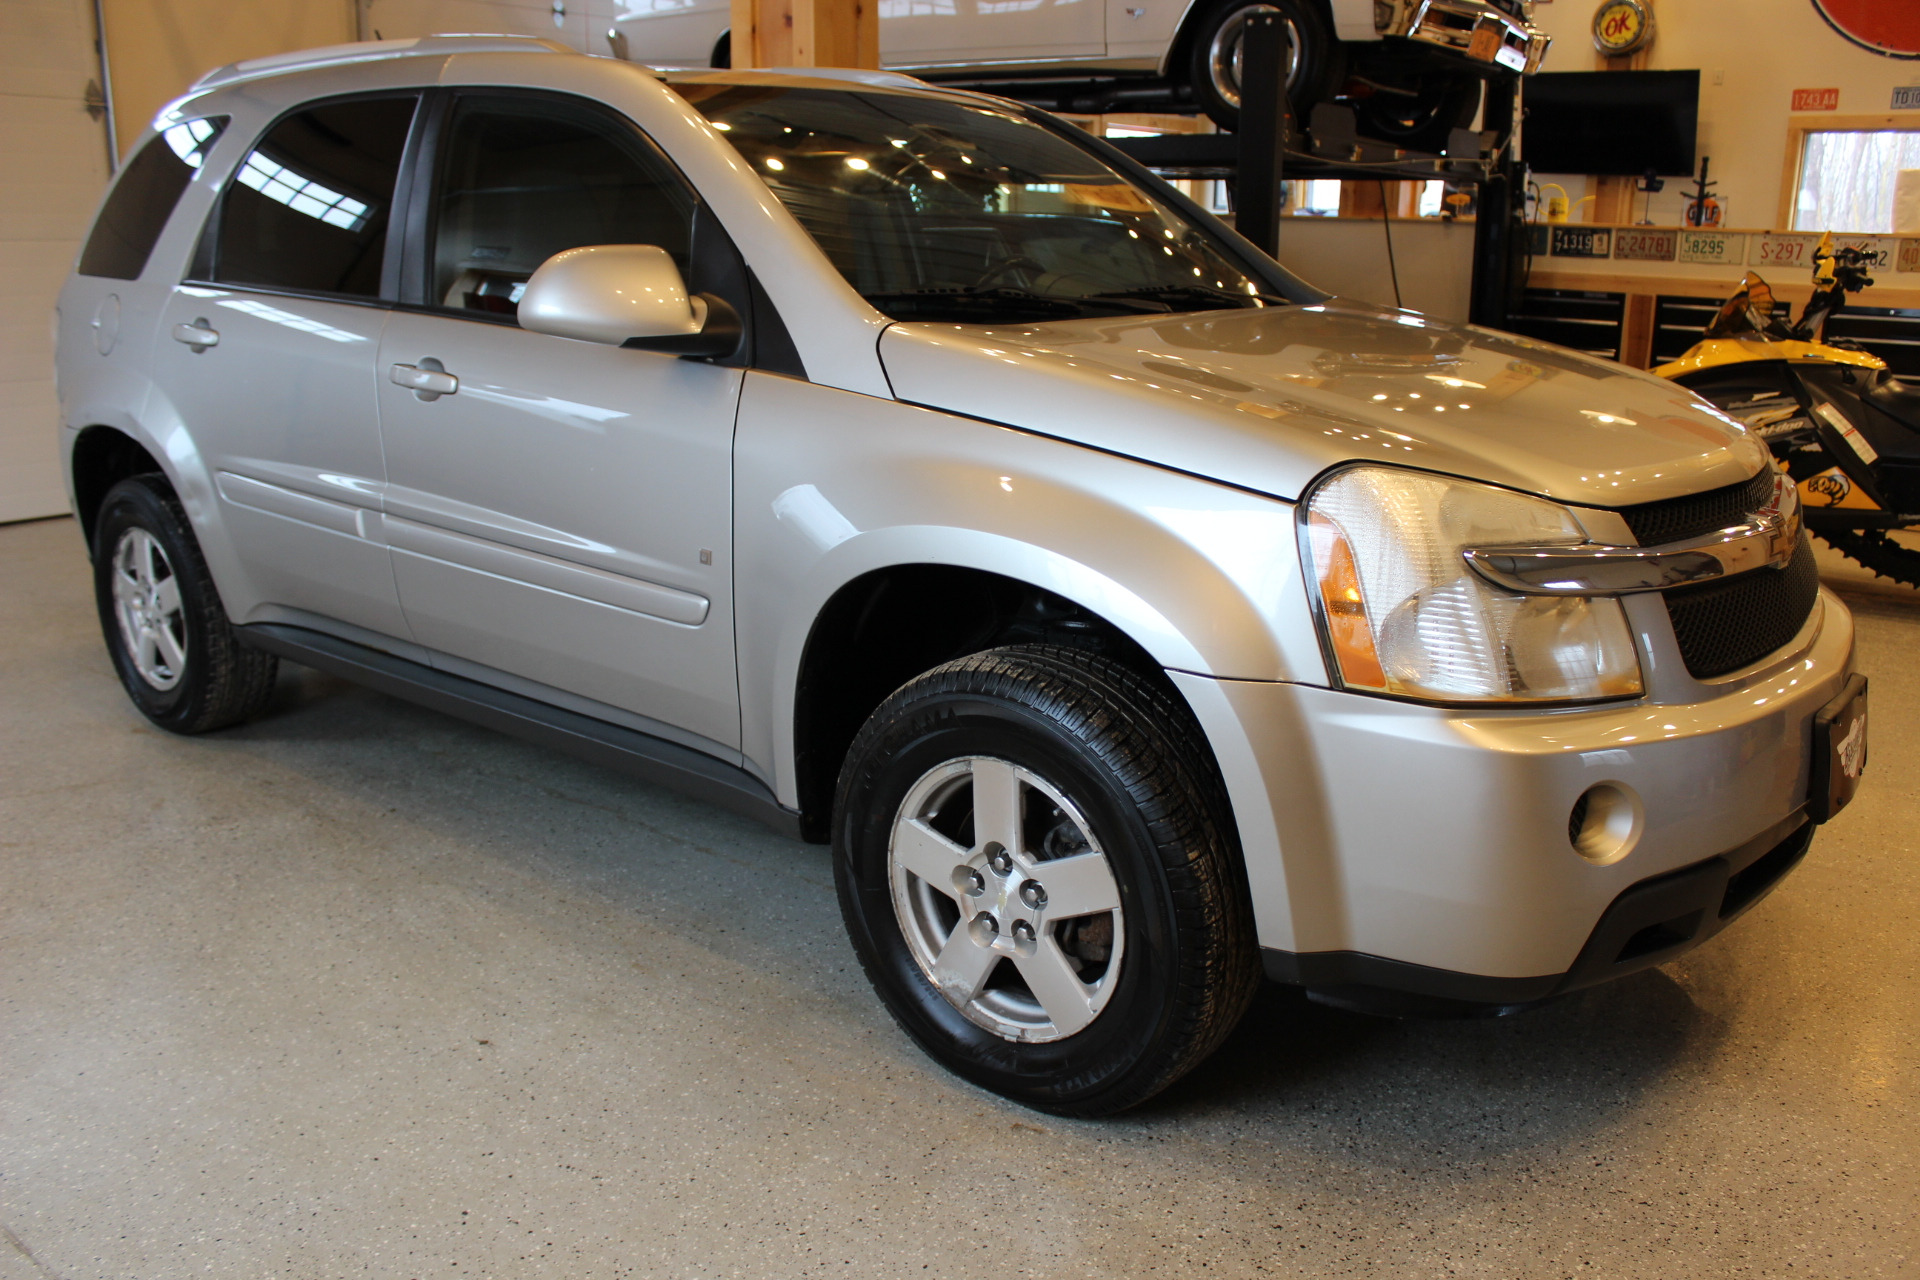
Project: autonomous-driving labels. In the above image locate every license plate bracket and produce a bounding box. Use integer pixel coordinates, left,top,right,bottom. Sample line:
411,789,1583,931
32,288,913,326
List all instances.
1810,673,1868,823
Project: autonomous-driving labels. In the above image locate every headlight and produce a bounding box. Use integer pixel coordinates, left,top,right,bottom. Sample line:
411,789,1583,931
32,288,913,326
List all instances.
1303,466,1642,704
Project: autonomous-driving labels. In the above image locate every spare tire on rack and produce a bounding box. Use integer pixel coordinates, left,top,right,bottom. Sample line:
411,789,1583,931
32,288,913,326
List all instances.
1184,0,1343,133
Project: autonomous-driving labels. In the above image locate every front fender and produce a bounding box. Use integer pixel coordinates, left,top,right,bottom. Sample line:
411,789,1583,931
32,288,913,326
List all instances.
732,372,1327,806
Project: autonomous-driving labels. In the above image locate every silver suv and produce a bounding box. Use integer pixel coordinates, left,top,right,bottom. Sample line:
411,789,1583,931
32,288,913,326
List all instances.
55,37,1865,1116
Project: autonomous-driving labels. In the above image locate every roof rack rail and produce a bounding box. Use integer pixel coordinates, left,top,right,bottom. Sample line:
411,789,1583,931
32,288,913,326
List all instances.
192,34,571,91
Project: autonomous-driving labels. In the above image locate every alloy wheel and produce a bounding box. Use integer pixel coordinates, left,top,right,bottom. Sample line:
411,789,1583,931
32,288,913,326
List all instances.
111,526,187,691
888,755,1125,1043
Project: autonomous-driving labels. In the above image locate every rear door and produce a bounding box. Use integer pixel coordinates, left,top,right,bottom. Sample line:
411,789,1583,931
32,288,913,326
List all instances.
150,94,419,640
376,90,742,750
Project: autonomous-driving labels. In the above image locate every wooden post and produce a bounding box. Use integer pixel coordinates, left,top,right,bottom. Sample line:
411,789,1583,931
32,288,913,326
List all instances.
1585,12,1654,224
1620,292,1657,368
731,0,876,68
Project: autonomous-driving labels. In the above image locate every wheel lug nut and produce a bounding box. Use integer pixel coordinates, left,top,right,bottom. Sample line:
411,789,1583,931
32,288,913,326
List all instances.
1019,880,1047,908
1012,920,1035,942
985,843,1013,875
954,866,986,896
976,913,998,936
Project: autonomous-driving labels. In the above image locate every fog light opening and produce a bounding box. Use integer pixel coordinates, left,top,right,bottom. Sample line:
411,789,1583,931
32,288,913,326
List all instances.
1570,783,1642,865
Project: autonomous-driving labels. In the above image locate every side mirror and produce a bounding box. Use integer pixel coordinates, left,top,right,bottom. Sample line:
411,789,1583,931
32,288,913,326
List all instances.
517,244,742,359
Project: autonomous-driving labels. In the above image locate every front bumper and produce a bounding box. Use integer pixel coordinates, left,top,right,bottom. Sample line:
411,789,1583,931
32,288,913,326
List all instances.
1172,586,1856,1006
1264,812,1813,1016
1381,0,1550,74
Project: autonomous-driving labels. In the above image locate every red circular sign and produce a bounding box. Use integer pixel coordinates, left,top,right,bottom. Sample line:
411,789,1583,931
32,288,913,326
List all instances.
1811,0,1920,57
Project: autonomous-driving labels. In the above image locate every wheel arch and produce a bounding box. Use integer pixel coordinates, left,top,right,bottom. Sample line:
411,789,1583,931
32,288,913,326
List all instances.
69,424,168,554
788,559,1185,840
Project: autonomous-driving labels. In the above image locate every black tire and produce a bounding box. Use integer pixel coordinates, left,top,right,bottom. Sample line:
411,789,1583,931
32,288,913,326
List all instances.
92,474,278,734
833,645,1259,1116
1350,71,1482,155
1185,0,1342,133
1817,527,1920,591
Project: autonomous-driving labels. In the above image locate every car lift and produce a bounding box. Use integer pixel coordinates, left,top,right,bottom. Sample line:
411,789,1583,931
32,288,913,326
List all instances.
1104,10,1524,331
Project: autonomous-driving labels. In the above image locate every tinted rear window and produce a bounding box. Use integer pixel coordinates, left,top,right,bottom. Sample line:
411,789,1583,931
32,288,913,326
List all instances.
211,96,417,299
78,117,228,280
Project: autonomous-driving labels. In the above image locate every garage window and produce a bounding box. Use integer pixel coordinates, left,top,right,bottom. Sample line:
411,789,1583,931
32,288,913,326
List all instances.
1792,128,1920,233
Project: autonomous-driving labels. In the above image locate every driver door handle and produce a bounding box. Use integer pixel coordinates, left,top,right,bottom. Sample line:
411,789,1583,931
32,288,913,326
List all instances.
390,360,458,400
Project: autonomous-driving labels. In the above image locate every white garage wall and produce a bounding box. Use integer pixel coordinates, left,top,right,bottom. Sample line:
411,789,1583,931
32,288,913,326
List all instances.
2,0,364,526
0,0,113,523
99,0,356,160
357,0,631,58
1527,0,1920,229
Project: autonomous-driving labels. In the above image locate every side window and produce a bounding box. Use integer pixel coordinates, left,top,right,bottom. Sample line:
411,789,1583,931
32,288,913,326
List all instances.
211,96,417,299
78,117,228,280
429,95,697,317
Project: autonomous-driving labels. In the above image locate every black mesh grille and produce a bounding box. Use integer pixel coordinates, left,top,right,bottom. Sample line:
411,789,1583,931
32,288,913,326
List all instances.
1618,468,1776,547
1663,533,1821,678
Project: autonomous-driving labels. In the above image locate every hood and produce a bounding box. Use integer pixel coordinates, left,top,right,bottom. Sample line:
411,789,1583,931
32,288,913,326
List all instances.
877,302,1768,508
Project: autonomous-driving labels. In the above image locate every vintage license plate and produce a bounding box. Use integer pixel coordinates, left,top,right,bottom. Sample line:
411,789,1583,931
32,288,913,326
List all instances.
1754,233,1818,269
1836,235,1894,271
1467,24,1501,61
1613,228,1677,261
1551,227,1611,258
1811,674,1868,823
1678,230,1747,265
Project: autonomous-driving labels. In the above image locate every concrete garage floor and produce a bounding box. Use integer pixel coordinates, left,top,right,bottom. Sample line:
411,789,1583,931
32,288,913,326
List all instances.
2,514,1916,1280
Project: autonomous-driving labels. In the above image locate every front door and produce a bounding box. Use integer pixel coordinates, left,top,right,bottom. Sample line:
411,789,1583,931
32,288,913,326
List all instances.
150,94,419,640
377,91,742,751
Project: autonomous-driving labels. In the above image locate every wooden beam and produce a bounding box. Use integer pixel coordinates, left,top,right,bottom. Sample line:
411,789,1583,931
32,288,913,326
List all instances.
1620,291,1657,368
731,0,876,68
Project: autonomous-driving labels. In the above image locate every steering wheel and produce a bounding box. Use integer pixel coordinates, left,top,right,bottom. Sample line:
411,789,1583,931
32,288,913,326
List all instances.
972,256,1048,290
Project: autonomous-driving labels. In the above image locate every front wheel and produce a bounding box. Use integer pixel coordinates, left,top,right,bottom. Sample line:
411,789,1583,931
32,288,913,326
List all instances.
834,646,1259,1116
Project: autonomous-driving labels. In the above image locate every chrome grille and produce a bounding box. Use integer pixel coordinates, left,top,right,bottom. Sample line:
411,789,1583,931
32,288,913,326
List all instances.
1613,470,1820,679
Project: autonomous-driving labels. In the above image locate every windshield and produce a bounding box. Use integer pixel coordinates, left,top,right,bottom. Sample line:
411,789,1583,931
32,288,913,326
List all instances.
675,82,1293,324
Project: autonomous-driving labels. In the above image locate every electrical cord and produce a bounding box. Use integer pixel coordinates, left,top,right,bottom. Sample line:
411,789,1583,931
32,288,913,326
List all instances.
1377,180,1402,309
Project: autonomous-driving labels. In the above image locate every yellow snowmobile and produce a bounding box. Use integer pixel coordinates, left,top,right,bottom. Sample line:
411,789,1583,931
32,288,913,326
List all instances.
1656,233,1920,587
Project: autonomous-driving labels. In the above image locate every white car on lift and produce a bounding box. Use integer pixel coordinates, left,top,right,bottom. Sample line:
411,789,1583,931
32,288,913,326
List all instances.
56,38,1859,1117
614,0,1547,142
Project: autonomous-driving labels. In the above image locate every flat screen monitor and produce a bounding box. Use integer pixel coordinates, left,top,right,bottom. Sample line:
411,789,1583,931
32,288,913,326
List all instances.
1522,70,1700,176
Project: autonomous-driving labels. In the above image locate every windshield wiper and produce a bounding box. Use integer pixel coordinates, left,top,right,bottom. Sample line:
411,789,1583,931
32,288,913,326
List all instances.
861,287,1170,320
1087,285,1286,311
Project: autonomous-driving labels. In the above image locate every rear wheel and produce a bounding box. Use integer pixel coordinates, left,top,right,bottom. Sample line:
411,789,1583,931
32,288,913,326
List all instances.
1185,0,1342,133
834,645,1259,1116
92,475,277,734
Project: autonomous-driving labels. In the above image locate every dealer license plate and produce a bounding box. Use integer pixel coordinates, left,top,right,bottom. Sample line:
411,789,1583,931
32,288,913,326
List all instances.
1811,674,1868,823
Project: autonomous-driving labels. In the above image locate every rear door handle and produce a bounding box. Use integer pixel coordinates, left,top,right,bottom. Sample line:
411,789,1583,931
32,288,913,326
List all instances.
390,359,458,401
172,319,218,352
